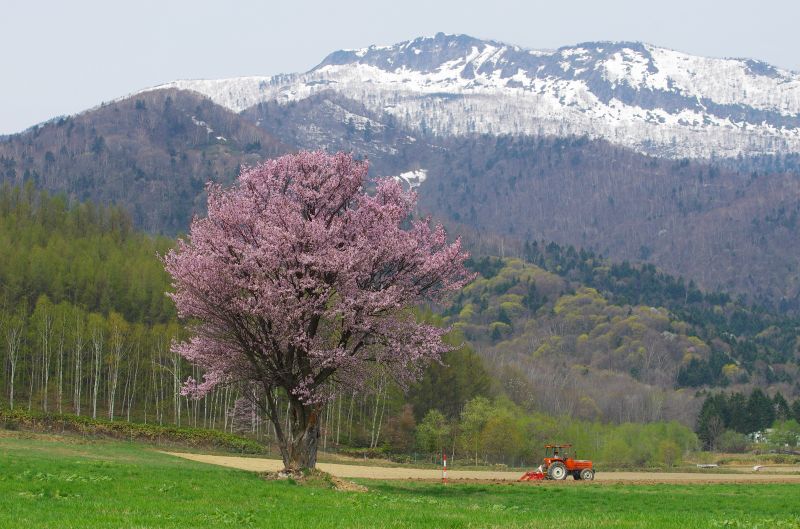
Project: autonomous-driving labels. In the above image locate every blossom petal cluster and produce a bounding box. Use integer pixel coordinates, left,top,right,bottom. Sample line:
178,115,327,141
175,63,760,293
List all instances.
164,151,470,403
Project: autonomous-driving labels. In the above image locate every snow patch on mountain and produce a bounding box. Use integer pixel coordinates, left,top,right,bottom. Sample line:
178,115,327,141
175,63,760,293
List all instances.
391,169,427,190
144,34,800,159
191,116,214,134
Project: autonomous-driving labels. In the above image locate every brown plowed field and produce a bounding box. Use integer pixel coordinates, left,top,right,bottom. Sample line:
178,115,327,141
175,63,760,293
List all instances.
163,452,800,484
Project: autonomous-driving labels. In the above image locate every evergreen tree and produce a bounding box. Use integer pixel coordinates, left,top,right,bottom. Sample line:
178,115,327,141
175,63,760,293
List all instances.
745,389,776,433
696,393,727,449
773,392,791,421
727,392,749,433
791,399,800,423
497,306,512,325
407,333,493,420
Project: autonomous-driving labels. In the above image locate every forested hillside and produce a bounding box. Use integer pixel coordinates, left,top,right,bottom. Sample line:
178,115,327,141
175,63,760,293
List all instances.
4,89,800,305
246,92,800,306
519,241,800,378
0,184,184,421
445,253,799,425
0,187,494,455
0,187,706,465
413,135,800,307
0,90,289,233
0,182,174,323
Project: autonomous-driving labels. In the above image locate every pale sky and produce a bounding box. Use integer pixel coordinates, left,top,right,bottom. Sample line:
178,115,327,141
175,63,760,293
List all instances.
1,0,798,135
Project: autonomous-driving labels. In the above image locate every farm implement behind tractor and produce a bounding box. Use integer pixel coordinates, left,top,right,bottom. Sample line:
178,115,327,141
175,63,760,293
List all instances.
519,444,595,481
519,469,546,481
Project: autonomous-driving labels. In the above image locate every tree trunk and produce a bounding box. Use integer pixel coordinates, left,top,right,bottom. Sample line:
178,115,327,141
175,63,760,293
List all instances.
57,315,65,414
9,359,15,410
73,314,84,416
91,325,102,419
40,311,52,413
5,321,22,410
267,394,322,472
287,404,322,471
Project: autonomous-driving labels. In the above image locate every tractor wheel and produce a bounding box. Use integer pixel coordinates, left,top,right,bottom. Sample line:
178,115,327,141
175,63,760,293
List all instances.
580,469,595,481
547,462,567,480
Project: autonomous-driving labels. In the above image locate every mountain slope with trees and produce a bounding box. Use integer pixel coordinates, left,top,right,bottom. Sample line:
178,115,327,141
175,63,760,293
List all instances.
0,89,289,233
445,254,799,426
3,88,800,306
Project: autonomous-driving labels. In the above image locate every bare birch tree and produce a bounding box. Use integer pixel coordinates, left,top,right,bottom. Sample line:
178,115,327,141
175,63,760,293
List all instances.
3,312,24,409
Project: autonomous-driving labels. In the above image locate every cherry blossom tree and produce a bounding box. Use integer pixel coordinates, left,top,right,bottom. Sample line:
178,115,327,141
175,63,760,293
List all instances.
164,151,470,471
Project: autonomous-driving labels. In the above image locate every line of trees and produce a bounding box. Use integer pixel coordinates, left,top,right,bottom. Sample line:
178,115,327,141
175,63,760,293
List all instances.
0,294,214,427
412,396,697,468
0,289,700,468
696,389,800,449
0,292,500,454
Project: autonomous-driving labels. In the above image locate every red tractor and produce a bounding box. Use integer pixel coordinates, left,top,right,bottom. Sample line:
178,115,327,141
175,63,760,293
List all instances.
520,444,595,481
543,444,594,480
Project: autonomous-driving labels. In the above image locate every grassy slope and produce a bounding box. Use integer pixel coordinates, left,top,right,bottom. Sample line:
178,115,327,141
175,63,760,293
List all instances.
1,432,799,529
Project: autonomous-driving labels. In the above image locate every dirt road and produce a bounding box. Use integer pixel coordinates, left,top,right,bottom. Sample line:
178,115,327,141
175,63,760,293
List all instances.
163,452,800,484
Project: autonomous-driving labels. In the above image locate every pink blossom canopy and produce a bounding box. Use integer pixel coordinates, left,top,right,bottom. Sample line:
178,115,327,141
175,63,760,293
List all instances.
164,151,470,403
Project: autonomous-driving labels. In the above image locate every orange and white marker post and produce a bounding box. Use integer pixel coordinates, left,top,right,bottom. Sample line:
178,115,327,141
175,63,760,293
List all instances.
442,451,448,484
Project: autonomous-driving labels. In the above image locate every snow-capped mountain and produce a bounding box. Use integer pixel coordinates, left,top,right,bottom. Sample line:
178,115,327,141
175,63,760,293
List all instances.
148,33,800,159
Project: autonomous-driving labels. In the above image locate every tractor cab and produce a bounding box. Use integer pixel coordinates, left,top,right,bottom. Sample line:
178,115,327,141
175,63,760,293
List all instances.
544,444,572,463
541,444,594,481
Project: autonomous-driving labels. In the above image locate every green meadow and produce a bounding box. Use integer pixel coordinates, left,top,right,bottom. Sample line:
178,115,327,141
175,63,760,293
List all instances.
1,432,798,529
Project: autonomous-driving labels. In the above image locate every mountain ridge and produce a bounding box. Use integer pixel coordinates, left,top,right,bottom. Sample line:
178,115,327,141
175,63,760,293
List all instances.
0,89,289,233
144,33,800,159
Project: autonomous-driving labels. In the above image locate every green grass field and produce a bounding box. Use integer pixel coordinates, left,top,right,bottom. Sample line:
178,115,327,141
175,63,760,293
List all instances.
1,432,799,529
